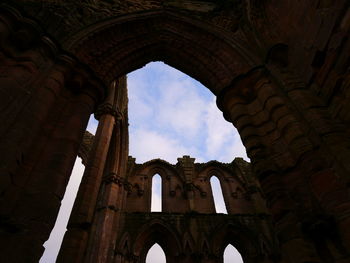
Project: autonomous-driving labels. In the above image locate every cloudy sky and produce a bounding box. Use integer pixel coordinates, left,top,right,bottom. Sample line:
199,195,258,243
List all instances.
40,62,246,263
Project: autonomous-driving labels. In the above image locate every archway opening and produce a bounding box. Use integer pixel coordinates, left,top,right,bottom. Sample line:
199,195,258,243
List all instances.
151,174,162,212
146,243,166,263
224,244,244,263
210,176,228,214
128,62,248,163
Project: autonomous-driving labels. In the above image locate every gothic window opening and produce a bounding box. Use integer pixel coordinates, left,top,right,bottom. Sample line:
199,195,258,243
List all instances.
210,176,228,214
127,62,248,164
224,244,244,263
146,243,166,263
151,174,162,212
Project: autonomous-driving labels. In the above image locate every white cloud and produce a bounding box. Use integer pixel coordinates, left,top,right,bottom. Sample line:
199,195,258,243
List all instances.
204,98,248,162
129,129,199,164
156,80,207,139
128,74,156,124
128,62,209,141
128,61,249,163
223,132,248,162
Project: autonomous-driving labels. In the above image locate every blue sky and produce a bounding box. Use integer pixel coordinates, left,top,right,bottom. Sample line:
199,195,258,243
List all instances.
40,62,246,263
127,62,248,163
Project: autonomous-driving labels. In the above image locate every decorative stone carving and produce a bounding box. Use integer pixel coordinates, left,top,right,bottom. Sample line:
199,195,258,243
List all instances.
94,101,120,119
78,130,95,165
8,0,245,44
103,172,124,186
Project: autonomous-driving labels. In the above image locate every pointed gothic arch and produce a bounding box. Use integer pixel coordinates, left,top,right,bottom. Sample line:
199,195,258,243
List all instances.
63,11,257,93
211,222,266,263
1,2,350,262
223,244,244,263
133,221,182,263
146,243,166,263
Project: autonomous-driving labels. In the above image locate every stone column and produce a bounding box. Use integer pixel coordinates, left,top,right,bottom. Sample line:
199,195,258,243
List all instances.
8,67,100,263
58,80,117,262
84,76,129,263
273,69,350,258
177,156,196,212
217,67,323,263
0,6,105,262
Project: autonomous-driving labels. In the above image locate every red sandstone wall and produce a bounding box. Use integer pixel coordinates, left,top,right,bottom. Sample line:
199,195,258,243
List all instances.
124,157,264,215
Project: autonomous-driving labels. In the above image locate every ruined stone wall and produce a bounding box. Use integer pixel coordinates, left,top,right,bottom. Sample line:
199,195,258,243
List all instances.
124,156,265,215
1,1,350,262
0,6,105,262
114,157,275,263
114,213,275,263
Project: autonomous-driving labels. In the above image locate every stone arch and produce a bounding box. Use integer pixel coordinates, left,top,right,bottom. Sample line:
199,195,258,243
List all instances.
198,165,254,214
206,166,245,187
137,161,187,213
182,232,195,256
211,222,263,263
64,10,259,93
223,244,244,263
197,160,251,189
133,220,182,263
137,159,181,181
116,232,132,259
1,2,350,263
200,237,211,257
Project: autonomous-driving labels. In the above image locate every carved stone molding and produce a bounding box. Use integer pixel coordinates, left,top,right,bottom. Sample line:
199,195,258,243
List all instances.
7,0,246,43
78,131,95,165
103,172,124,186
94,102,121,120
0,4,107,103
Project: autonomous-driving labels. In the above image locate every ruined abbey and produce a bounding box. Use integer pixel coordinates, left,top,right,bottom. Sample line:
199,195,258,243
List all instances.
0,1,350,263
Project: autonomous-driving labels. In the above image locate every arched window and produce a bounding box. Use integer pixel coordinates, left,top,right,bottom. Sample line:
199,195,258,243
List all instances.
224,244,244,263
210,176,227,214
151,174,162,212
146,243,166,263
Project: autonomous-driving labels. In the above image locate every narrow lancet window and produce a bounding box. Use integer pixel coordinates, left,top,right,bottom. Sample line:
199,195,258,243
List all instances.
224,244,244,263
146,243,166,263
151,174,162,212
210,176,228,214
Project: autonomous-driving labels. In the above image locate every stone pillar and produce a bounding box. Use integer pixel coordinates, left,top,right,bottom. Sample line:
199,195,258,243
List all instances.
273,69,350,258
0,6,105,262
177,156,196,212
84,76,129,263
58,81,117,262
217,67,323,263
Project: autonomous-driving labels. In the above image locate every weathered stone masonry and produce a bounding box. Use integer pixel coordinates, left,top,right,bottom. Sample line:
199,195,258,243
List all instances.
0,1,350,262
115,156,275,263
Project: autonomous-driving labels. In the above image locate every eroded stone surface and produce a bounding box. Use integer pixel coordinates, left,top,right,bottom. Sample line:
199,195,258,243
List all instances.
0,1,350,262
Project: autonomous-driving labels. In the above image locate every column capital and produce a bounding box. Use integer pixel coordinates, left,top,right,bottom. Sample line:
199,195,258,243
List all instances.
94,77,126,120
94,102,123,120
103,172,124,186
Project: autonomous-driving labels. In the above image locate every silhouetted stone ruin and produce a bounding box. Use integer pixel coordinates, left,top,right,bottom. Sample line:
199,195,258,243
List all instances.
0,1,350,262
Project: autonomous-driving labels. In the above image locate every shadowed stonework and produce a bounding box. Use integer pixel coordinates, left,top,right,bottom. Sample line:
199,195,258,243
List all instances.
0,1,350,262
